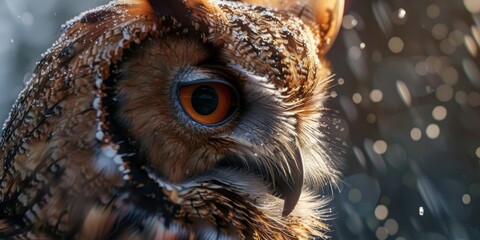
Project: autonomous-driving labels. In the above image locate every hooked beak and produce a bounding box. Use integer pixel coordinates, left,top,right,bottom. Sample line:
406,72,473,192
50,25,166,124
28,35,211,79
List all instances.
277,143,304,217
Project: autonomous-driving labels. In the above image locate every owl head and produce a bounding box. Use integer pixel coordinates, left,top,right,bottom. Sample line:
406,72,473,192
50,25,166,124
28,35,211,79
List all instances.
1,0,343,237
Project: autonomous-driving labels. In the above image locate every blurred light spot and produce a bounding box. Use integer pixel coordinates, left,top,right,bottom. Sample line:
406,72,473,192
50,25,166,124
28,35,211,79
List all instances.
10,39,14,43
338,78,345,85
367,113,377,124
376,226,388,240
471,25,480,47
372,51,383,62
435,84,454,102
397,8,406,19
462,58,480,88
432,106,447,121
449,30,465,46
396,238,407,240
353,146,367,168
348,46,362,60
375,205,389,220
352,93,363,104
360,42,366,49
330,91,338,98
393,8,407,25
340,96,358,123
388,37,404,53
373,140,388,155
425,56,440,74
385,218,399,235
476,147,480,158
342,14,358,29
348,188,362,203
372,1,393,35
464,35,478,57
21,12,34,26
440,67,459,85
426,124,440,139
426,4,440,19
370,89,383,102
455,91,468,105
410,128,422,141
419,206,424,216
439,39,456,55
415,61,429,76
467,92,480,107
432,24,448,40
464,0,480,13
462,194,471,205
396,80,412,106
364,139,387,173
22,72,31,85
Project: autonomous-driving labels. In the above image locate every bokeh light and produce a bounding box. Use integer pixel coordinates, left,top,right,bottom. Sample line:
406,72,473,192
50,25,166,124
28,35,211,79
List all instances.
330,0,480,239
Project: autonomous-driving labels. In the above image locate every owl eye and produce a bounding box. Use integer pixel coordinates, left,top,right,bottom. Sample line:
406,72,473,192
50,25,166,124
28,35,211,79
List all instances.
178,80,239,125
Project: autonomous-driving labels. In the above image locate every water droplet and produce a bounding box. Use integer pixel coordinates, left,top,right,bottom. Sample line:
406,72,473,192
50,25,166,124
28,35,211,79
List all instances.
375,205,389,220
463,0,480,13
432,106,448,121
435,84,454,102
396,80,412,106
426,4,440,19
376,226,388,240
462,194,471,205
342,15,358,29
348,188,362,203
426,124,440,139
410,128,422,141
348,46,362,60
419,206,424,216
464,35,478,57
385,219,399,235
462,58,480,88
352,93,362,104
432,23,448,40
370,89,383,102
467,92,480,107
373,140,388,155
388,37,404,53
398,8,406,19
367,113,377,124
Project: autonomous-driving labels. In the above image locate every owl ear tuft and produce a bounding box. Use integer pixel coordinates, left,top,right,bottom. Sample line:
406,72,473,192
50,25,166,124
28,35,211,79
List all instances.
240,0,344,55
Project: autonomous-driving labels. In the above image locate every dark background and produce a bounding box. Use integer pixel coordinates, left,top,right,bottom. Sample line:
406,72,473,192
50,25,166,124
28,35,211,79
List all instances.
329,0,480,239
0,0,479,239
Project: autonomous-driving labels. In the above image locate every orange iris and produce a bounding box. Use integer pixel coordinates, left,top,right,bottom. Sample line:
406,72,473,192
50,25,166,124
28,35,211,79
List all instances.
179,82,235,125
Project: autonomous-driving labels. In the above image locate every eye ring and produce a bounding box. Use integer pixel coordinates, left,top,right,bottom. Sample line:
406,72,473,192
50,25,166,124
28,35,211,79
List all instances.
178,80,239,126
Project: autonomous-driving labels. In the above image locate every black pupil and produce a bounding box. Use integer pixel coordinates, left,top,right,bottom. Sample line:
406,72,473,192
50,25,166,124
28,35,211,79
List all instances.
191,85,219,115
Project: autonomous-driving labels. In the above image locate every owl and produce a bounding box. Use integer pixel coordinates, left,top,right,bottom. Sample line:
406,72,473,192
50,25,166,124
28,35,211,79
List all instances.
0,0,343,239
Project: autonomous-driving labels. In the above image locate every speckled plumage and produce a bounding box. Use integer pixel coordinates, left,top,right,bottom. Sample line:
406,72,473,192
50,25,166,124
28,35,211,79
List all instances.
0,0,343,239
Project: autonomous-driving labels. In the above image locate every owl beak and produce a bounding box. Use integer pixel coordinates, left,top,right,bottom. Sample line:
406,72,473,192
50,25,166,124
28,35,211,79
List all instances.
279,145,304,217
